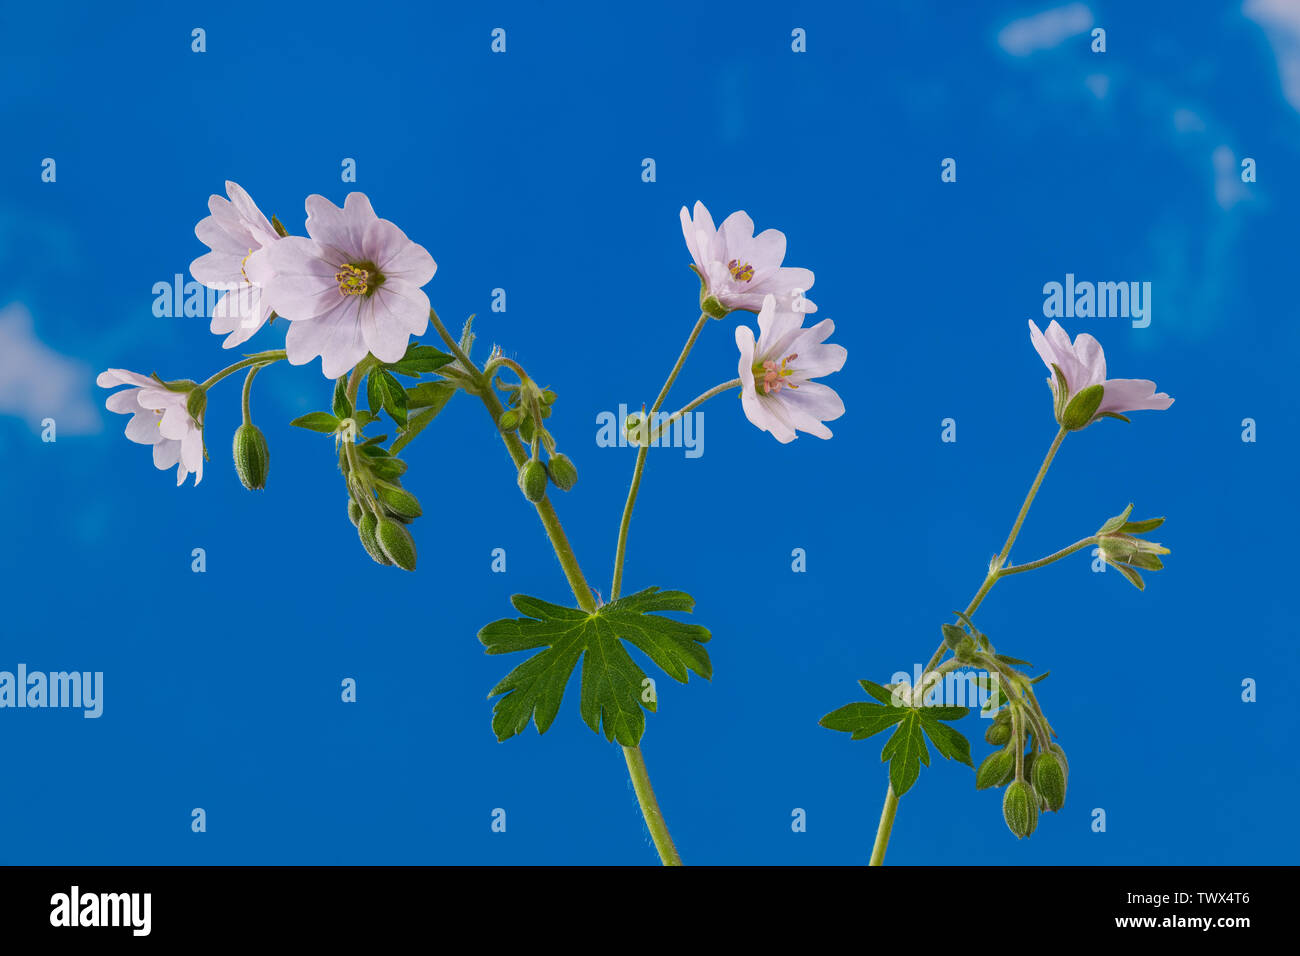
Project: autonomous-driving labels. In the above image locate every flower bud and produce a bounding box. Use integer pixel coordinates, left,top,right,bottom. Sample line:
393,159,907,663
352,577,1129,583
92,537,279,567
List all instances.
1049,742,1069,780
546,453,578,492
941,623,966,649
985,721,1012,746
232,423,270,490
348,500,362,528
375,482,422,520
498,408,521,432
518,415,536,443
376,517,417,571
954,637,979,663
540,389,558,405
1003,780,1039,838
357,512,392,566
518,459,548,502
976,746,1016,790
1031,751,1067,812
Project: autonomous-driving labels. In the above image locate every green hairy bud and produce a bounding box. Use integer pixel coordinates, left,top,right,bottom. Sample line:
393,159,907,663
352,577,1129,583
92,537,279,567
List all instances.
375,483,422,520
232,423,270,491
498,408,521,432
976,746,1016,790
518,460,548,502
1002,780,1039,839
358,512,392,566
546,453,578,492
376,517,417,571
985,721,1012,746
348,500,363,528
1032,751,1068,812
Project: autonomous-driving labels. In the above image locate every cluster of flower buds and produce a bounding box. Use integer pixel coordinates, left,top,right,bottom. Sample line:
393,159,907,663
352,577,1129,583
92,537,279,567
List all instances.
342,429,420,571
1095,503,1169,591
942,619,1067,838
496,377,577,503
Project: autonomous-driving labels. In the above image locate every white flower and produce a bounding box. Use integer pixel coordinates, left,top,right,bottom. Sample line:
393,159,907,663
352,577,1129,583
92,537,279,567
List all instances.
263,193,436,378
190,181,280,348
1028,320,1173,428
97,369,205,485
735,295,846,443
680,201,816,316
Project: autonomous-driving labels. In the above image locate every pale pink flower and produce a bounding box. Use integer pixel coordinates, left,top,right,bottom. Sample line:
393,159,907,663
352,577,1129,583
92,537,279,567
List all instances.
263,193,436,378
681,201,816,317
97,369,205,486
735,295,845,443
1028,320,1173,426
190,181,280,348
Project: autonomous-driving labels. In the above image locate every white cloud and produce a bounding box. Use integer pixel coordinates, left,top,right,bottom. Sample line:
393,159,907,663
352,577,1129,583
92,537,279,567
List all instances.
1213,145,1252,210
998,3,1094,57
1244,0,1300,113
0,303,100,434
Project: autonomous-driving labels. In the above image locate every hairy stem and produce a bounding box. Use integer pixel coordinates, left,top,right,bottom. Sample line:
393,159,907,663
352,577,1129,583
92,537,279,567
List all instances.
869,787,899,866
873,427,1070,865
427,308,684,865
611,312,709,601
642,378,741,445
999,536,1097,577
198,350,286,391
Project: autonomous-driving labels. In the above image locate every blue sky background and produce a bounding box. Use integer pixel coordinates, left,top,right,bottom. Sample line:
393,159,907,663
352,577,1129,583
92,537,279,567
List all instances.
1,0,1297,864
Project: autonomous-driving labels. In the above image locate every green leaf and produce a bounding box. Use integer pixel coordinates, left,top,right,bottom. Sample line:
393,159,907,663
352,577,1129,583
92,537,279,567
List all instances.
390,386,456,455
368,369,408,428
881,711,929,796
332,378,352,418
479,587,711,747
819,702,907,741
386,344,454,377
916,703,970,721
289,411,340,433
406,380,456,410
994,653,1034,668
857,679,897,706
918,713,974,767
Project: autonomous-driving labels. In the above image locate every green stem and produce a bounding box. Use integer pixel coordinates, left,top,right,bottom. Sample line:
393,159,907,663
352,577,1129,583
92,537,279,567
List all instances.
993,426,1068,569
240,364,266,424
426,308,684,865
642,379,741,445
999,536,1097,577
623,745,682,866
869,787,899,866
611,312,709,601
875,426,1070,865
199,350,286,391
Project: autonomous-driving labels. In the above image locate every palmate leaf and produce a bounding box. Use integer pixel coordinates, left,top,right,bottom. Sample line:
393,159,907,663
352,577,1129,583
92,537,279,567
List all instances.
820,684,973,797
479,587,711,747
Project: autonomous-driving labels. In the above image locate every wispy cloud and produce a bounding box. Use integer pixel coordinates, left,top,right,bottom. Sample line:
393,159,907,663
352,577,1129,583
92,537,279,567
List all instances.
0,302,100,434
997,3,1094,57
1244,0,1300,113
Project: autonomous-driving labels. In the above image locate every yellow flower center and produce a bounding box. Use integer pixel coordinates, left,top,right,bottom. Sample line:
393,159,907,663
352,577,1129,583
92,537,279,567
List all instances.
240,249,254,284
754,353,799,395
728,259,755,282
336,263,375,296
